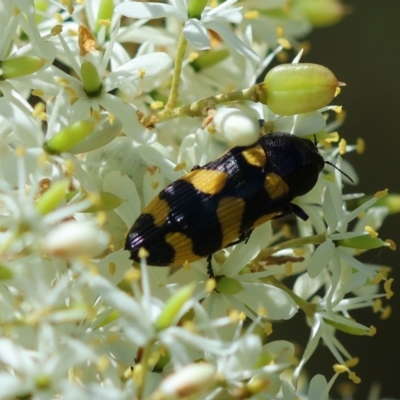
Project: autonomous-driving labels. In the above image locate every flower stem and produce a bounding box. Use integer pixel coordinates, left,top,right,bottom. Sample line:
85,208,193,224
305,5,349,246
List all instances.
254,232,327,262
136,342,154,400
141,83,267,127
165,32,188,111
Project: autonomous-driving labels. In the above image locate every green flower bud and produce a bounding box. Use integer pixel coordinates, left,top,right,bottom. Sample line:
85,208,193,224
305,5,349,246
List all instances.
35,179,70,215
336,235,388,250
83,191,126,212
191,50,230,71
35,374,51,389
216,276,244,295
96,0,113,33
44,119,96,154
35,1,48,24
0,265,13,280
262,63,339,116
187,0,208,19
155,282,197,330
0,56,46,79
81,60,103,97
294,0,348,28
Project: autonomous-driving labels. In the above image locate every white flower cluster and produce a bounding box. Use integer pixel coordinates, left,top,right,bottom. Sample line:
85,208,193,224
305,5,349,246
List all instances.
0,0,395,399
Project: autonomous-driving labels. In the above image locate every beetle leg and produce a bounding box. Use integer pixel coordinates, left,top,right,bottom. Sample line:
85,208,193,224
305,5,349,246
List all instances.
273,203,309,221
226,230,253,247
206,254,214,278
289,203,309,221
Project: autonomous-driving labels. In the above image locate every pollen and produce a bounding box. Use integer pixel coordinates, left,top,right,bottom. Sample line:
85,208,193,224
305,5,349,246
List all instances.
381,305,392,320
333,364,348,374
146,166,160,175
189,52,198,62
364,225,378,238
108,113,115,125
32,102,46,118
96,211,107,226
257,306,267,317
228,310,243,322
205,278,216,292
31,89,44,97
374,188,388,199
372,298,382,313
294,248,306,256
368,326,377,336
123,367,133,380
151,181,159,190
207,125,216,134
64,87,77,97
15,146,26,157
348,371,361,384
133,364,144,386
276,25,285,38
244,10,260,19
332,105,342,113
78,25,97,56
97,355,110,372
379,266,391,278
345,357,359,368
138,247,149,259
138,68,146,79
371,272,384,285
384,278,394,299
150,101,164,110
338,138,347,155
325,131,340,143
385,238,396,250
356,138,365,154
334,87,342,97
51,24,63,35
174,162,186,172
98,19,111,27
124,268,141,282
277,37,291,50
54,13,63,23
55,77,71,86
264,322,273,336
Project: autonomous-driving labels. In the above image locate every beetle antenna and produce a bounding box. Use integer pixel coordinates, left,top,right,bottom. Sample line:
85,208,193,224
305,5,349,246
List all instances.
325,161,354,183
313,134,317,146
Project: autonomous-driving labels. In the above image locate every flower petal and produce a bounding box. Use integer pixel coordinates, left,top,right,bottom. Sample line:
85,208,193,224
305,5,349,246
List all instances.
204,20,259,63
104,52,172,92
115,2,183,20
308,239,335,278
183,19,211,50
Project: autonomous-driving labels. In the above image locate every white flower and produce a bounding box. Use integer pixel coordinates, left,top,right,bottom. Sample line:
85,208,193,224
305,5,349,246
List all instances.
115,0,259,62
23,24,172,143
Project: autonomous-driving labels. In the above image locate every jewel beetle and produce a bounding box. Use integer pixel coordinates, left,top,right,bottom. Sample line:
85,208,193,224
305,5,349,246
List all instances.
125,132,329,276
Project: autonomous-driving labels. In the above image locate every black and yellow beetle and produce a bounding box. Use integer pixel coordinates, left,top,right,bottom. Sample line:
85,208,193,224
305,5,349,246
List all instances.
125,132,326,276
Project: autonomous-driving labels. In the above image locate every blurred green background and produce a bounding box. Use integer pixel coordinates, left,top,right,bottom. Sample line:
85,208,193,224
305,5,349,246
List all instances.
303,1,400,398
